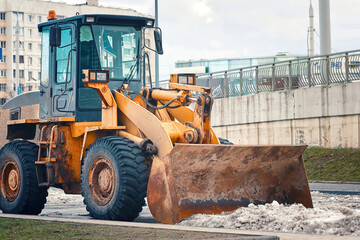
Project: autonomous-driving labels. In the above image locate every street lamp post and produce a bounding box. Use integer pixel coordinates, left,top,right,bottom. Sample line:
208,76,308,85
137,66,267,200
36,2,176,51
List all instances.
155,0,159,87
319,0,331,55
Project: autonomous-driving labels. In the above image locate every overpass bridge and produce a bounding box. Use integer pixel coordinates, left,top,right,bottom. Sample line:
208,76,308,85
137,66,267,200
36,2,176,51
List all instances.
193,50,360,148
196,49,360,98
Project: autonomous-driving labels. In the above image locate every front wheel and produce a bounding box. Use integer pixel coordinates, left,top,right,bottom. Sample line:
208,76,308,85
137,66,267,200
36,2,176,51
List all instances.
81,136,148,221
0,141,48,214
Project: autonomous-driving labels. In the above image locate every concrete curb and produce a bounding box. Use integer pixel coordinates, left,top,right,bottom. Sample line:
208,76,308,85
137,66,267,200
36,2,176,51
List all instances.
0,213,358,240
309,180,360,185
309,181,360,195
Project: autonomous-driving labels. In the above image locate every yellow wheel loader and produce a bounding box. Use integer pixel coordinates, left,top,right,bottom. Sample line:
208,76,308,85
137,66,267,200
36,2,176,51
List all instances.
0,12,312,224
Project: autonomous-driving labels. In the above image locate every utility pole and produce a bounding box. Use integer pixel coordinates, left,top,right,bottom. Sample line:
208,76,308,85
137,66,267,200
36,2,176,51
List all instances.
155,0,159,87
319,0,331,85
319,0,331,55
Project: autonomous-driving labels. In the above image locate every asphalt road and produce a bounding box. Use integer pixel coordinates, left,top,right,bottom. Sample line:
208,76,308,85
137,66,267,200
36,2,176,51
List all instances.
38,187,159,223
309,181,360,195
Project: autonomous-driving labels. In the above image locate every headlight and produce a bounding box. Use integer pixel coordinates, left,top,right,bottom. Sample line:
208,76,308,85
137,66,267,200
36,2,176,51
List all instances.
86,17,95,23
82,69,109,83
170,73,197,85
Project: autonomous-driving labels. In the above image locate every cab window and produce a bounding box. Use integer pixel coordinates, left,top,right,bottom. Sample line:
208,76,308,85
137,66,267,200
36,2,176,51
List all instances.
56,28,72,83
40,29,50,87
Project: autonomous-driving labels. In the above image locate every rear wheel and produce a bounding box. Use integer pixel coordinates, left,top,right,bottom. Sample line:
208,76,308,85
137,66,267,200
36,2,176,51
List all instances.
0,141,48,214
81,136,148,221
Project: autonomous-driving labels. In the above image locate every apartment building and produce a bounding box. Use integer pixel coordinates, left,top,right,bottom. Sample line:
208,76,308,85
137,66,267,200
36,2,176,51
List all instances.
0,0,154,105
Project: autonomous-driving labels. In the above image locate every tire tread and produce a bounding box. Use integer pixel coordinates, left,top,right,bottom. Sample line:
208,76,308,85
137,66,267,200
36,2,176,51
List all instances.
0,141,48,215
81,136,148,221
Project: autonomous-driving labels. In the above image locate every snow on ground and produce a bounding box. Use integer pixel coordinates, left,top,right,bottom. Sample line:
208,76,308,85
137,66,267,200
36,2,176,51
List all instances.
41,188,360,236
40,187,88,218
178,192,360,236
45,187,84,205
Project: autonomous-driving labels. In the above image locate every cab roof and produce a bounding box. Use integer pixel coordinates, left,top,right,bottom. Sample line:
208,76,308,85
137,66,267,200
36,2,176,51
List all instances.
38,14,154,32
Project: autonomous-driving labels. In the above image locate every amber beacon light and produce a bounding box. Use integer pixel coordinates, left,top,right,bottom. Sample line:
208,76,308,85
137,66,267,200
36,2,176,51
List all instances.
48,10,57,20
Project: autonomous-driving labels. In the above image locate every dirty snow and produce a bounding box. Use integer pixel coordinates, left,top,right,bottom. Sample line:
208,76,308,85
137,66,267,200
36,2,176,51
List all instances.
45,187,84,205
31,188,360,236
178,192,360,236
40,187,88,218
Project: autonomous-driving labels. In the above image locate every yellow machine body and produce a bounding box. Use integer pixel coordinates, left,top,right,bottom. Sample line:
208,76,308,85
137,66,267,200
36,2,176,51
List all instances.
1,71,312,224
84,72,313,224
0,13,312,225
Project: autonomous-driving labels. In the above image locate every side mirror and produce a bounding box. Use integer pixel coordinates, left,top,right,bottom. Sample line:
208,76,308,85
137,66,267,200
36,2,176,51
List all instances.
154,28,163,55
50,26,61,47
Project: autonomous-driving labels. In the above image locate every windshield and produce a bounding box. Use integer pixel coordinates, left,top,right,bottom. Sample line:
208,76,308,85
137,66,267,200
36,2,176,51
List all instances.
78,25,142,110
80,25,141,80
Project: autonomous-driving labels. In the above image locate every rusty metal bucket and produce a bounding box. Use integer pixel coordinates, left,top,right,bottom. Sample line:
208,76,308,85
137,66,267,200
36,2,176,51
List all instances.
147,144,313,224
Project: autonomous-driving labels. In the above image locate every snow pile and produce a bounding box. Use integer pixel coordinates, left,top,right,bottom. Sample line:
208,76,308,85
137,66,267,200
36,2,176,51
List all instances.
45,187,83,204
40,187,87,218
178,192,360,236
40,188,360,236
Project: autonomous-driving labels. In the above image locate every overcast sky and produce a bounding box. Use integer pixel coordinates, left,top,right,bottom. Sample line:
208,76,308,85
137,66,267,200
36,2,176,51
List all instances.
62,0,360,80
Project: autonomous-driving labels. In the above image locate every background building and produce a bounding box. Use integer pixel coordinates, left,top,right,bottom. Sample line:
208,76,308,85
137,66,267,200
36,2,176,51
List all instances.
0,0,154,106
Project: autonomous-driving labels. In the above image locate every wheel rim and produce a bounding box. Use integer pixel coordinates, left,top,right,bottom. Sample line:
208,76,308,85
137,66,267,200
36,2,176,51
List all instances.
89,158,116,206
1,159,21,202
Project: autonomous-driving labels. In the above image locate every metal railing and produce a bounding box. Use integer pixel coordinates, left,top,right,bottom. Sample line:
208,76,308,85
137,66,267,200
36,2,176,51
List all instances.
195,49,360,99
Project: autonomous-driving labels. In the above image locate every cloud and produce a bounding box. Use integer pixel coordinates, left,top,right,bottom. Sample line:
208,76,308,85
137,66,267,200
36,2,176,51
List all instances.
158,0,360,74
59,0,360,78
191,0,215,23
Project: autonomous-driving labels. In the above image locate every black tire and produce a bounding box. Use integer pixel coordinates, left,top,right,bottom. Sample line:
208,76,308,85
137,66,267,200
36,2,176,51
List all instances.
0,141,48,215
81,136,148,221
218,137,234,145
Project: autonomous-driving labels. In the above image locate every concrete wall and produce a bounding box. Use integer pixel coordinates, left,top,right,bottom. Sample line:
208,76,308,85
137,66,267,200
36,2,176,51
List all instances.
212,81,360,148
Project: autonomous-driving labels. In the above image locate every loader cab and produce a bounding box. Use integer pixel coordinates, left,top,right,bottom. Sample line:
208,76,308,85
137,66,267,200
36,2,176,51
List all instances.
38,14,156,122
